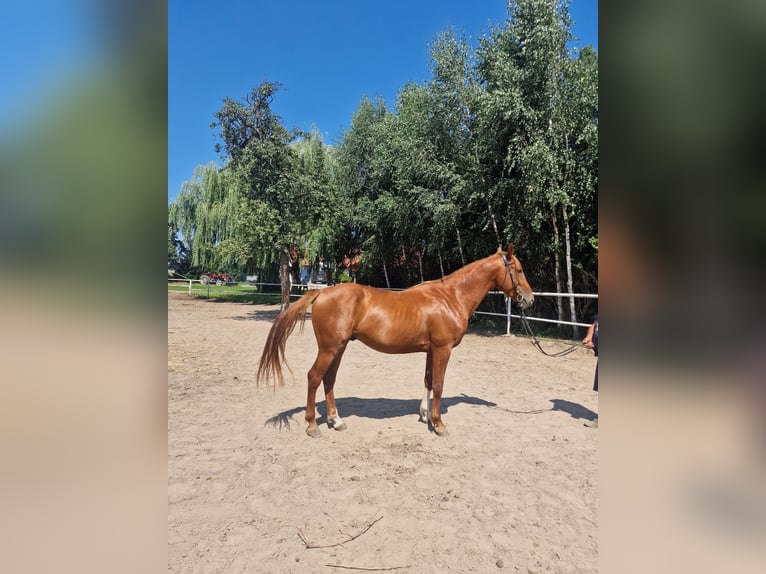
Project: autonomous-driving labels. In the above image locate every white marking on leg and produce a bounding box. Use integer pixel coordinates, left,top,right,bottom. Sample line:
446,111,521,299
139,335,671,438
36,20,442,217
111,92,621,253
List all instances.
327,410,345,430
419,388,430,422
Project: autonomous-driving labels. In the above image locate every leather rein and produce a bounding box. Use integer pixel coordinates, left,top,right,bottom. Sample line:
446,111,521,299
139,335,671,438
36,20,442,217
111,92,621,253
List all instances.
500,253,582,358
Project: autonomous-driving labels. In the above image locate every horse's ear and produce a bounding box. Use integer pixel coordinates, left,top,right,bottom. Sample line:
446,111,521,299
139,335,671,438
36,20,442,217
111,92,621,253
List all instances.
507,242,514,258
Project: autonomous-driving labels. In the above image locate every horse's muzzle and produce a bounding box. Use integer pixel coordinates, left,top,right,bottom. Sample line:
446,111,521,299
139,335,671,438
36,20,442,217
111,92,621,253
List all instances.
518,294,534,309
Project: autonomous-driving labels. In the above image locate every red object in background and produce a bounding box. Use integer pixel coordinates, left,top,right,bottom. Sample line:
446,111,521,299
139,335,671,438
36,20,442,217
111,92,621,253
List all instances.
199,272,236,286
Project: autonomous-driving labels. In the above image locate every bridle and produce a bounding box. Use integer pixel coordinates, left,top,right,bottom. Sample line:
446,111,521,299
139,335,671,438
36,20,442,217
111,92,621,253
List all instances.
500,253,581,358
500,253,523,304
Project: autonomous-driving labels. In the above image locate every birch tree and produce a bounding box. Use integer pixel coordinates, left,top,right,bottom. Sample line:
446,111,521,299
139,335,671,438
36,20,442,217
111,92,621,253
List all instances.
477,0,597,334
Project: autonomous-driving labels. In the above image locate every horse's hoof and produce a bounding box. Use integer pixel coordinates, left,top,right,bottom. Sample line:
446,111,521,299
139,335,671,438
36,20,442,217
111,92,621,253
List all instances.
434,426,449,437
306,427,321,438
333,422,348,432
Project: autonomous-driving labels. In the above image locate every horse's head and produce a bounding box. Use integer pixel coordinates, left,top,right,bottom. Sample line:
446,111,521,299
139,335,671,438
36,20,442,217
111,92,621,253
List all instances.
496,243,534,309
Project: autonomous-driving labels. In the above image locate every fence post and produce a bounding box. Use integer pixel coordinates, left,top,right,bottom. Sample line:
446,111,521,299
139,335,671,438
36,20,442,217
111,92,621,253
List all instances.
506,296,511,336
188,279,192,295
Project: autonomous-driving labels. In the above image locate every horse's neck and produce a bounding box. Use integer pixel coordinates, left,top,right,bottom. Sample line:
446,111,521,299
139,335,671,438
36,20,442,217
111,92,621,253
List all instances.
449,257,498,317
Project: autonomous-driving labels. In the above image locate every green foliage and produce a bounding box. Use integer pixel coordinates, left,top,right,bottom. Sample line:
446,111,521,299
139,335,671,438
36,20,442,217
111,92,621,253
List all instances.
170,1,597,298
334,96,397,268
167,221,189,272
170,83,348,277
334,271,354,284
169,163,240,272
472,0,597,288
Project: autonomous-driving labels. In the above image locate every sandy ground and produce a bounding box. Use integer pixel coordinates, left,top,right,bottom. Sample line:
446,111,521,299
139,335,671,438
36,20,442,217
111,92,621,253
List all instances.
168,292,598,573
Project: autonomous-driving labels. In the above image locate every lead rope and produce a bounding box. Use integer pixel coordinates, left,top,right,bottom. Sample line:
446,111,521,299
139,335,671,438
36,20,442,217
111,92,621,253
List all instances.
517,304,582,357
501,254,583,358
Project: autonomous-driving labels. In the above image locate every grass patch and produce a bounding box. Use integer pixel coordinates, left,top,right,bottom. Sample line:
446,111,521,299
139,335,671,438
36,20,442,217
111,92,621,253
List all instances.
168,282,286,304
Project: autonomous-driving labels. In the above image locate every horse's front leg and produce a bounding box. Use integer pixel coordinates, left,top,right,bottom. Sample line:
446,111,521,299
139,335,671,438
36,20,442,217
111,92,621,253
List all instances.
429,346,452,436
324,387,346,431
419,387,431,424
419,350,433,423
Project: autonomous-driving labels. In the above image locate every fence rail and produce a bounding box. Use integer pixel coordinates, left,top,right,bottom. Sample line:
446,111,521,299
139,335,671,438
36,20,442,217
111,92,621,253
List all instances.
168,279,597,335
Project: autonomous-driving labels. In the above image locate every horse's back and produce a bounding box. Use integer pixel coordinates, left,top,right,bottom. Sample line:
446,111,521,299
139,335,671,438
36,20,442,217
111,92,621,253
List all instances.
309,282,388,324
310,282,439,353
311,282,369,307
308,283,367,334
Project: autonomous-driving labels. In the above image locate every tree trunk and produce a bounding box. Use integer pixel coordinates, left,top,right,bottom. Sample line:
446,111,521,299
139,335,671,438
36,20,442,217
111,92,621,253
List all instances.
438,251,445,278
417,251,424,283
562,204,579,338
486,195,501,248
473,146,501,248
455,224,466,266
382,261,391,289
551,210,564,330
279,247,291,312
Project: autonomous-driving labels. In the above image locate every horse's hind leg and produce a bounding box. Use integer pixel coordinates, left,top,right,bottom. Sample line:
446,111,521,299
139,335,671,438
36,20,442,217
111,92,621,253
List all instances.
323,344,348,431
419,350,433,423
306,349,337,437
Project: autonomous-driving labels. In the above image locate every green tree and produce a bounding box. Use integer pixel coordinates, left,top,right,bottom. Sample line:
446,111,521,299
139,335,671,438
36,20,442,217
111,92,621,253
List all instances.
167,221,189,273
334,96,398,285
425,29,488,267
169,162,238,273
171,82,343,309
211,82,330,309
476,0,597,334
168,4,597,326
289,130,348,270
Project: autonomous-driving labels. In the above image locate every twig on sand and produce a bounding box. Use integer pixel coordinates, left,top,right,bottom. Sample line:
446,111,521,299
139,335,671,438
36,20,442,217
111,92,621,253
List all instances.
494,407,549,414
324,565,410,571
297,513,383,549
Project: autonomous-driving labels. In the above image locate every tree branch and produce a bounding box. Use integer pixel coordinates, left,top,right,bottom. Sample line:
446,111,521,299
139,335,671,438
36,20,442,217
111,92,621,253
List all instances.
324,564,410,571
297,513,383,549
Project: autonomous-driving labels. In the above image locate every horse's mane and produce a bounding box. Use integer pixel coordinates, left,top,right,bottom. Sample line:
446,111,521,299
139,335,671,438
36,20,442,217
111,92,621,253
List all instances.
410,253,497,290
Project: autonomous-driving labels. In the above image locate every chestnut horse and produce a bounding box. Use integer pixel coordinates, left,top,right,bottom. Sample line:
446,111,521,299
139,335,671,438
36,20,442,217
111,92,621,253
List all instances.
257,243,534,437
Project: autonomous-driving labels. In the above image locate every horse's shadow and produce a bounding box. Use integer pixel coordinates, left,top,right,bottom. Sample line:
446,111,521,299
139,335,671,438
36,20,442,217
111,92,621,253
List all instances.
549,399,597,421
264,396,596,430
230,308,282,322
264,393,497,431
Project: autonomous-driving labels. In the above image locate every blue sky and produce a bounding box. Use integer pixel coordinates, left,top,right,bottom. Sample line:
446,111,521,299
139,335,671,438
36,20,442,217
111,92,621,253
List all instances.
0,2,96,131
169,0,597,203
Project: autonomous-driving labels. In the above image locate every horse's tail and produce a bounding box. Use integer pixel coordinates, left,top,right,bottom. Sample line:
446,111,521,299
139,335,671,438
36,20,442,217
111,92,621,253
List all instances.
256,290,323,388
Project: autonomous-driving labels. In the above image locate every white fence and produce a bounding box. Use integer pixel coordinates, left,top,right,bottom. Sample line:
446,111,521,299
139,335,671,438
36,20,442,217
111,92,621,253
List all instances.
168,278,596,335
168,278,334,295
481,290,597,336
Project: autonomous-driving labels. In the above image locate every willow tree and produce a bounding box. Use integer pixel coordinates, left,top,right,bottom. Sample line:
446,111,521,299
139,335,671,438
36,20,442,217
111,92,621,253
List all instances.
211,82,338,309
167,221,189,273
169,162,239,273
